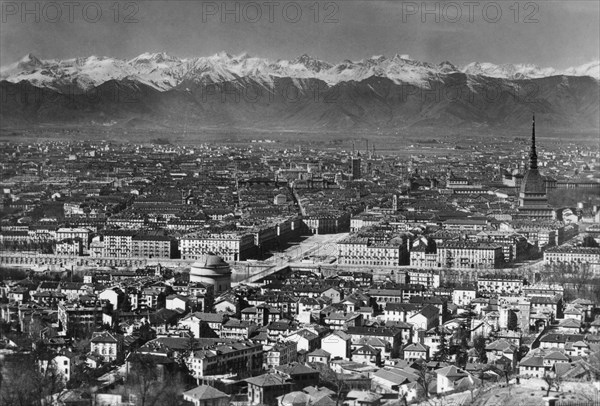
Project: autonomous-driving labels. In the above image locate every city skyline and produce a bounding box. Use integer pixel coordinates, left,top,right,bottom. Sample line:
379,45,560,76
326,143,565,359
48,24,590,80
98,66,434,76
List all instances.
1,0,600,404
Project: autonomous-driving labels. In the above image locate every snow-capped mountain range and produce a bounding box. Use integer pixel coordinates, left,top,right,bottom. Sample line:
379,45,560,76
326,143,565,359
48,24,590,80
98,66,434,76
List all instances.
2,52,598,92
2,52,599,131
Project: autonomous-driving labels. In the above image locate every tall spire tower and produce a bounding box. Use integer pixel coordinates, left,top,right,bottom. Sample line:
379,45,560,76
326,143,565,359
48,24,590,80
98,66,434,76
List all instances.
517,114,555,219
529,114,538,170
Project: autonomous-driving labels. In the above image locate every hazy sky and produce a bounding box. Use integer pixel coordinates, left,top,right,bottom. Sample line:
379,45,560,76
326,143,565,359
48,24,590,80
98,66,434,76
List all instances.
1,0,598,69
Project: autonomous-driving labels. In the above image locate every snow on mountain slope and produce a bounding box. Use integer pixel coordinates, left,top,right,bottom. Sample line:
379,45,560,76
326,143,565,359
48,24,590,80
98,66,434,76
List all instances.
1,52,598,93
563,61,600,79
460,61,600,80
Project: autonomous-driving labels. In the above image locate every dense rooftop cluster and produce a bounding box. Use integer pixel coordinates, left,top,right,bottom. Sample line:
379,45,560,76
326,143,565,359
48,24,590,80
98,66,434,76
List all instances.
0,137,599,405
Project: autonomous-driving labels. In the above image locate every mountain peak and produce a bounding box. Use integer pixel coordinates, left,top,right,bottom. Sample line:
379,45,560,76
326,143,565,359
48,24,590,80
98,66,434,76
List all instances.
292,53,317,63
2,51,598,93
369,55,387,62
393,54,412,61
130,52,177,64
460,61,565,79
291,54,331,72
438,61,458,72
213,51,233,60
1,51,598,131
19,53,43,66
235,52,251,60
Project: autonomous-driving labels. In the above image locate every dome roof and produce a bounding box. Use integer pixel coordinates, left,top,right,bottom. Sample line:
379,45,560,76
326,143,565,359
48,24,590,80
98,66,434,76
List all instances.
520,169,546,194
190,254,231,278
192,254,228,268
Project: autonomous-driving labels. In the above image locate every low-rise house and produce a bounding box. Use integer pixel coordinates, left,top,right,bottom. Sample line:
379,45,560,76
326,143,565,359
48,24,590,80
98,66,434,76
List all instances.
588,318,600,334
165,294,190,312
241,306,267,326
148,308,181,333
409,296,445,314
98,287,126,310
436,365,477,394
266,319,298,341
553,359,599,381
58,299,105,337
276,391,313,406
530,295,562,321
221,318,257,340
39,351,78,383
347,326,403,359
519,356,545,378
452,287,477,307
214,296,240,314
539,333,585,350
182,385,230,406
285,329,320,353
321,287,342,303
178,312,228,338
383,303,420,323
60,282,90,301
142,286,169,310
557,318,581,334
9,287,30,304
245,373,293,406
471,298,490,316
403,343,429,361
409,304,440,331
485,339,518,367
344,390,383,406
358,306,374,321
31,291,66,307
90,331,122,362
565,341,590,358
321,330,352,360
543,351,570,368
370,365,420,398
563,307,584,322
265,341,298,369
323,311,362,330
471,317,498,338
353,336,392,361
422,329,445,357
495,330,522,347
352,345,381,367
187,341,263,378
274,363,320,391
570,299,594,321
307,349,331,365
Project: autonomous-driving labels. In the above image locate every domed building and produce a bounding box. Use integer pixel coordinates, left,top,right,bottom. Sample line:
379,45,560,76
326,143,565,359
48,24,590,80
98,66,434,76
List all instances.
517,115,555,220
189,254,231,293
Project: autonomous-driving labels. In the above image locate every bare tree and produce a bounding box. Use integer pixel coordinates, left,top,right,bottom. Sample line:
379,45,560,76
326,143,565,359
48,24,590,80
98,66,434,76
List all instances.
125,353,184,406
415,363,434,400
571,263,594,297
0,353,65,406
313,363,348,406
543,373,561,397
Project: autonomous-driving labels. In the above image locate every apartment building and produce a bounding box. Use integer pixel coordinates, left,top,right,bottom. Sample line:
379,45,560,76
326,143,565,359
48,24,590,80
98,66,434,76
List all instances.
180,232,255,262
132,234,175,259
187,342,263,378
